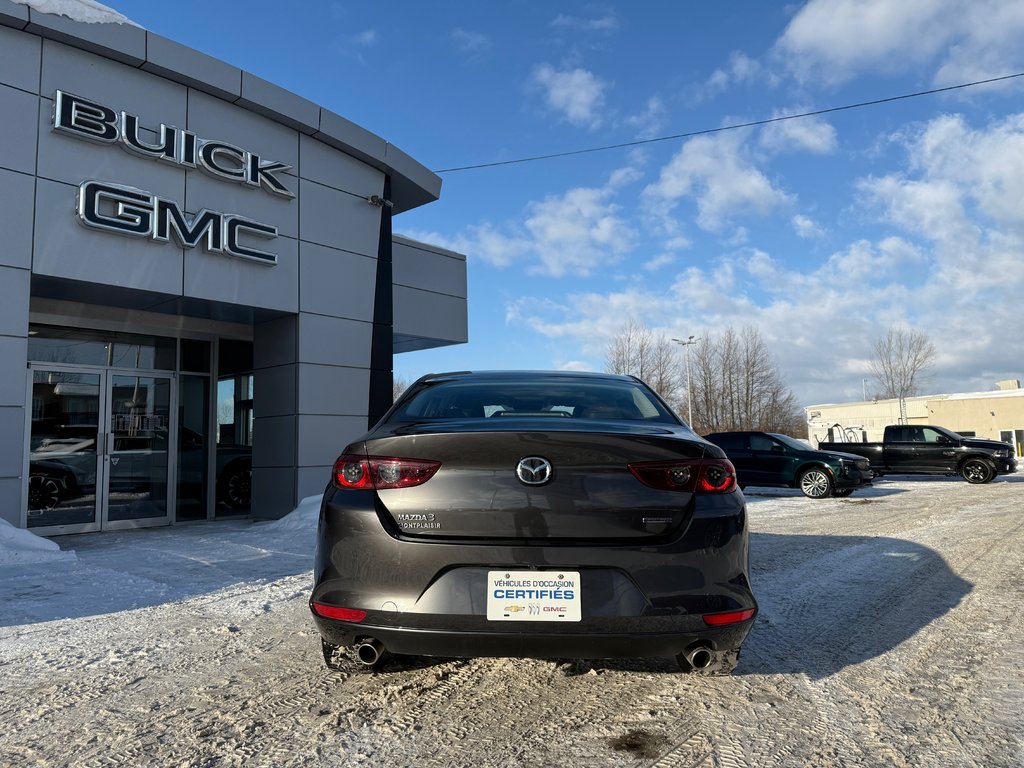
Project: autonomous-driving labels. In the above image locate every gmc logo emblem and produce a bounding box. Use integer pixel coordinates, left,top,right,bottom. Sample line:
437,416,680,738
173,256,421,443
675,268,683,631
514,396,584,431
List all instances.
78,181,278,265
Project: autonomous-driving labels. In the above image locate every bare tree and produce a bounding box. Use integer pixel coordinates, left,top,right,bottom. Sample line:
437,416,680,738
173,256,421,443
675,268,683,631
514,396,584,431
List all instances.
689,327,803,435
604,320,685,412
392,375,413,403
869,328,936,417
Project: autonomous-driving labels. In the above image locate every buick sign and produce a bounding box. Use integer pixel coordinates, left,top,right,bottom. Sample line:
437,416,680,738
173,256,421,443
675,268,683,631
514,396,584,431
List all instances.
52,91,295,198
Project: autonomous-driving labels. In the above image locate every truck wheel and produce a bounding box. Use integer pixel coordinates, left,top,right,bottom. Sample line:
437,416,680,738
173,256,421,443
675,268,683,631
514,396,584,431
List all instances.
799,468,833,498
961,458,994,484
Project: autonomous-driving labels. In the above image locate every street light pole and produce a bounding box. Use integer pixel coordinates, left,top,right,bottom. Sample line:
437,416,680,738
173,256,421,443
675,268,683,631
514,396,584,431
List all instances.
671,336,701,427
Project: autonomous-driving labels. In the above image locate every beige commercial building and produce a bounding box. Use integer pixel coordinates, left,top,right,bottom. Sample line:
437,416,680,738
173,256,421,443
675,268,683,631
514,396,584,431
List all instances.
806,380,1024,457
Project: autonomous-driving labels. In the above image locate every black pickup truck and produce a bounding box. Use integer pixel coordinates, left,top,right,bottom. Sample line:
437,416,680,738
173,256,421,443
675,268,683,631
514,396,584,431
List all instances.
818,424,1017,484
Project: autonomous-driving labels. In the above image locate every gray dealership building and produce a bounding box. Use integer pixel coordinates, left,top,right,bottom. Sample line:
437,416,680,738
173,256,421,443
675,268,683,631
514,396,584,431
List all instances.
0,2,467,534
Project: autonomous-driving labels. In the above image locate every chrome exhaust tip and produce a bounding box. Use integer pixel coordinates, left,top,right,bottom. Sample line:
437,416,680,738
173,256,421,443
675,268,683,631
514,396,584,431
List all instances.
685,646,714,670
355,638,385,667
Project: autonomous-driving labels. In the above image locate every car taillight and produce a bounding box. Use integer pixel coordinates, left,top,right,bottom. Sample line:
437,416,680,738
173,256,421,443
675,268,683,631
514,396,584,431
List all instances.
702,608,756,626
332,454,441,490
627,458,737,493
310,602,367,622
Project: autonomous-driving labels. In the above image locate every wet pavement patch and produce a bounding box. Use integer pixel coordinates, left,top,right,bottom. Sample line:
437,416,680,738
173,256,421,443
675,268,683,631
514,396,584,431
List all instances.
608,729,668,759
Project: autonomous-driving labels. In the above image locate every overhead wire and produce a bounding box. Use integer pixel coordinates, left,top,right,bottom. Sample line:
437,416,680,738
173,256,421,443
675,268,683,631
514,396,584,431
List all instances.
432,72,1024,174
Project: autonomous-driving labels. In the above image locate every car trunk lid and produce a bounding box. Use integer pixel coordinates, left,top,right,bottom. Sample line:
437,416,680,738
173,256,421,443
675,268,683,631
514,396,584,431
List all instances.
362,423,709,541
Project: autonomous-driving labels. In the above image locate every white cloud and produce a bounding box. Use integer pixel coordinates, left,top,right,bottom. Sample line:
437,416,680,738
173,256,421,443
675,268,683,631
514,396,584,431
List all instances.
405,167,640,278
934,1,1024,86
857,112,1024,248
858,175,972,245
551,13,619,32
760,112,837,155
702,51,765,97
508,106,1024,398
351,29,378,47
792,214,824,239
643,253,675,271
451,28,491,53
503,226,1023,404
395,224,529,269
819,238,924,283
775,0,1024,87
625,96,667,140
910,113,1024,228
558,360,596,372
522,185,636,276
857,111,1024,301
533,64,609,129
644,132,793,231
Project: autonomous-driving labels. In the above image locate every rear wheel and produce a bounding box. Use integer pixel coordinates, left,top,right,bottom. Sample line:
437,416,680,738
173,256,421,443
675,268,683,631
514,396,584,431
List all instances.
799,467,833,498
961,458,995,484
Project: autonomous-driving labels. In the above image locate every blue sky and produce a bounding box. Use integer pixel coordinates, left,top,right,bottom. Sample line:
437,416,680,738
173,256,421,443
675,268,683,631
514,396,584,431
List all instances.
107,0,1024,405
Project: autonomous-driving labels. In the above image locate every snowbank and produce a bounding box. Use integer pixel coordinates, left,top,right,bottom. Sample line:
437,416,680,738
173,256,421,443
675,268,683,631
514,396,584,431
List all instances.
262,494,323,532
11,0,139,26
0,518,76,565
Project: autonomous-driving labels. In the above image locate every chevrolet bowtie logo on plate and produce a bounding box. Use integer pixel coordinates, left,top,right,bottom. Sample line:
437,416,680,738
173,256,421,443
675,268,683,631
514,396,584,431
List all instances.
516,456,553,486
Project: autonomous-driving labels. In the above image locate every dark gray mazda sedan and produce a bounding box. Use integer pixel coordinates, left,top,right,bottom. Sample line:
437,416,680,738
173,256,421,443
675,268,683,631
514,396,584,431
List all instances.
310,371,756,673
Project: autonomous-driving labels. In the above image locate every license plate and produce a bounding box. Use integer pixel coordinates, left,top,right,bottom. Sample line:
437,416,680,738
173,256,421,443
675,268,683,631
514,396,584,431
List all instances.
486,570,581,622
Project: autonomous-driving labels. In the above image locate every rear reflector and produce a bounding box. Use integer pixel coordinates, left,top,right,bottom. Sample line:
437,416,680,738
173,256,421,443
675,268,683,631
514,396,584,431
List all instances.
628,458,737,494
702,608,756,626
310,602,367,622
333,454,441,490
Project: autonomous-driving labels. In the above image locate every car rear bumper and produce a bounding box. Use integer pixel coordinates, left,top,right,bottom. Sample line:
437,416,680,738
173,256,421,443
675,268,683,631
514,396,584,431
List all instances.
311,490,756,660
310,610,755,659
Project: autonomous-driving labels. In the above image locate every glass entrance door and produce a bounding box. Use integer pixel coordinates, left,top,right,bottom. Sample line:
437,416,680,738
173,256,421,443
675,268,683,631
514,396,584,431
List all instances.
27,369,102,529
27,367,174,532
105,374,172,526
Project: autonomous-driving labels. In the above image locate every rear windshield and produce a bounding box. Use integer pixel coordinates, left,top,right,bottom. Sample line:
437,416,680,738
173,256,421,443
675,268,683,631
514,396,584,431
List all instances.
390,378,679,424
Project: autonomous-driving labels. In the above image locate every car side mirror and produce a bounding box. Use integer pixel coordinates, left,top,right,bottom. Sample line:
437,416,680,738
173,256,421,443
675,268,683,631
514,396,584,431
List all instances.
935,435,950,445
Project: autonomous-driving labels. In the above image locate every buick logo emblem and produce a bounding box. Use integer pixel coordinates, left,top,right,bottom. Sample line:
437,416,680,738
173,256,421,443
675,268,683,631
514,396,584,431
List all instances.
516,457,552,486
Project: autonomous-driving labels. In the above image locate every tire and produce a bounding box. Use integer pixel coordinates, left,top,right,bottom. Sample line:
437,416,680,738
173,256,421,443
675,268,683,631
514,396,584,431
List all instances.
961,458,995,484
832,488,854,498
28,474,61,511
799,467,833,498
218,463,252,508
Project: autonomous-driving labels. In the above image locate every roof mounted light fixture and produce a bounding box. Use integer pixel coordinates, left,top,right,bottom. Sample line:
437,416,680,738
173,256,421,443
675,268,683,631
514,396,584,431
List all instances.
366,194,393,208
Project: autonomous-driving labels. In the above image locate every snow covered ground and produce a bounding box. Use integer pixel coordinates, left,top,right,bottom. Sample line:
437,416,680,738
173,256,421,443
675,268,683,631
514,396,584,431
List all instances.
1,476,1022,767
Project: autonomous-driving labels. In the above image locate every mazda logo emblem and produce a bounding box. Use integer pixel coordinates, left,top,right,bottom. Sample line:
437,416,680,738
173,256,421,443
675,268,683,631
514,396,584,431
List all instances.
516,457,552,486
